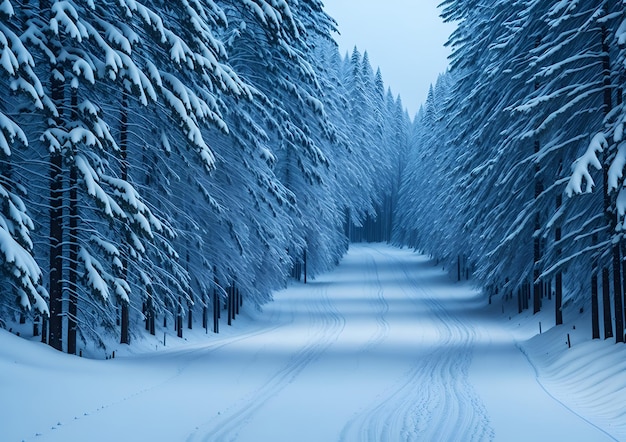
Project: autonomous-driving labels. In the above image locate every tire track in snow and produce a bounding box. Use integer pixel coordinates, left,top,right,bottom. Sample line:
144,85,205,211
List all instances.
340,246,493,441
186,283,346,442
360,255,391,353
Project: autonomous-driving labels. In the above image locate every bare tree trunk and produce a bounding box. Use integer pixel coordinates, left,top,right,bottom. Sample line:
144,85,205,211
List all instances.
202,292,208,331
532,34,543,315
555,193,563,326
603,267,613,339
48,67,64,352
613,244,623,342
177,296,183,338
227,285,232,326
67,88,79,355
592,268,600,339
213,286,219,334
119,92,130,345
145,287,155,335
304,249,307,284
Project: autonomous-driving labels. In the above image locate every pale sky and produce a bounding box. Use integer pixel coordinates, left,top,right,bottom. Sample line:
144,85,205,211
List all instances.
323,1,455,118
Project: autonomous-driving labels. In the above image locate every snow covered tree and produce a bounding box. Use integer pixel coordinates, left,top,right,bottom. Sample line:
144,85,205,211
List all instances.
0,0,48,321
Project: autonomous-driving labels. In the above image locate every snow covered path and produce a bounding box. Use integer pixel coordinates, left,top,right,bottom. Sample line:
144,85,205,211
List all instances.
1,244,616,441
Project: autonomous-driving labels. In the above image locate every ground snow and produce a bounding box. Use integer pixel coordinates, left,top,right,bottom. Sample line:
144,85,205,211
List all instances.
1,244,624,441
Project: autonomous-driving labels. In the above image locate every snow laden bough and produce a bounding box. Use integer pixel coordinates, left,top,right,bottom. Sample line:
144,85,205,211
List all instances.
566,129,626,231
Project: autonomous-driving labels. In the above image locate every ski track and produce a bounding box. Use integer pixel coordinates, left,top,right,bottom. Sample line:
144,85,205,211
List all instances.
340,246,493,441
21,244,612,442
361,255,391,353
187,284,346,442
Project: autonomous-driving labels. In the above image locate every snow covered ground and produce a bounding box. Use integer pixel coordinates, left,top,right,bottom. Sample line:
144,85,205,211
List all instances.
2,244,625,441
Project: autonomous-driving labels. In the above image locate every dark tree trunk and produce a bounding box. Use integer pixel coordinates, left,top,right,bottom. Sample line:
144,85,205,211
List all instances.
145,289,155,336
532,34,543,315
235,287,240,316
177,296,183,338
613,244,624,342
48,73,64,353
592,270,600,339
555,272,563,325
555,194,563,326
533,143,543,315
213,286,219,334
227,286,232,326
119,92,130,345
303,249,307,284
67,89,79,355
522,281,529,311
230,284,236,321
603,267,613,340
187,302,193,329
120,301,129,343
202,293,208,331
41,314,48,343
600,13,619,342
623,251,626,342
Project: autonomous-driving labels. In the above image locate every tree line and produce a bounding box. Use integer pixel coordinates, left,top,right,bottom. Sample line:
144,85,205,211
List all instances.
0,0,409,353
395,0,626,343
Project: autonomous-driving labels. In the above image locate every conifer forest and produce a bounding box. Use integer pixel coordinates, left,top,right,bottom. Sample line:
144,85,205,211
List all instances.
2,0,626,356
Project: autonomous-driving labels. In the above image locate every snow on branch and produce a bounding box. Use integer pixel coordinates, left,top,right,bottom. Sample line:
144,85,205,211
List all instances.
0,224,48,314
50,1,88,42
0,112,28,156
78,247,110,302
565,132,606,196
608,141,626,192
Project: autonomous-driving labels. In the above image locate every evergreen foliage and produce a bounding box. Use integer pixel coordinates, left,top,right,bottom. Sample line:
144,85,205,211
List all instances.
0,0,406,352
396,0,626,342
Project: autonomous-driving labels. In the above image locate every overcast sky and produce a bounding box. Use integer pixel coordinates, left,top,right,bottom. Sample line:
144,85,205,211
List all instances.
323,1,455,117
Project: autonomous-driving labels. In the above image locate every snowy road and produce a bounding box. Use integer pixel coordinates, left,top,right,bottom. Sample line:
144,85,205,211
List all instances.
2,244,616,441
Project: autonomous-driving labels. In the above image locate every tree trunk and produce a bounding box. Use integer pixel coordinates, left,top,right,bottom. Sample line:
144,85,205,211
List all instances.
187,302,193,329
303,249,306,284
67,88,79,355
213,286,219,334
177,296,183,338
235,287,240,316
41,314,48,344
533,140,543,314
532,34,543,315
48,72,64,353
202,292,208,331
555,194,563,325
231,283,236,321
603,267,613,339
145,289,155,336
612,244,623,342
120,301,129,344
119,92,130,345
227,286,232,326
592,270,600,339
622,249,626,342
600,11,618,342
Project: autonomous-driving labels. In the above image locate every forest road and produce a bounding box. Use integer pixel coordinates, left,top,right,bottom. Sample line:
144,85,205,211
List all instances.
16,244,615,442
185,244,612,441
